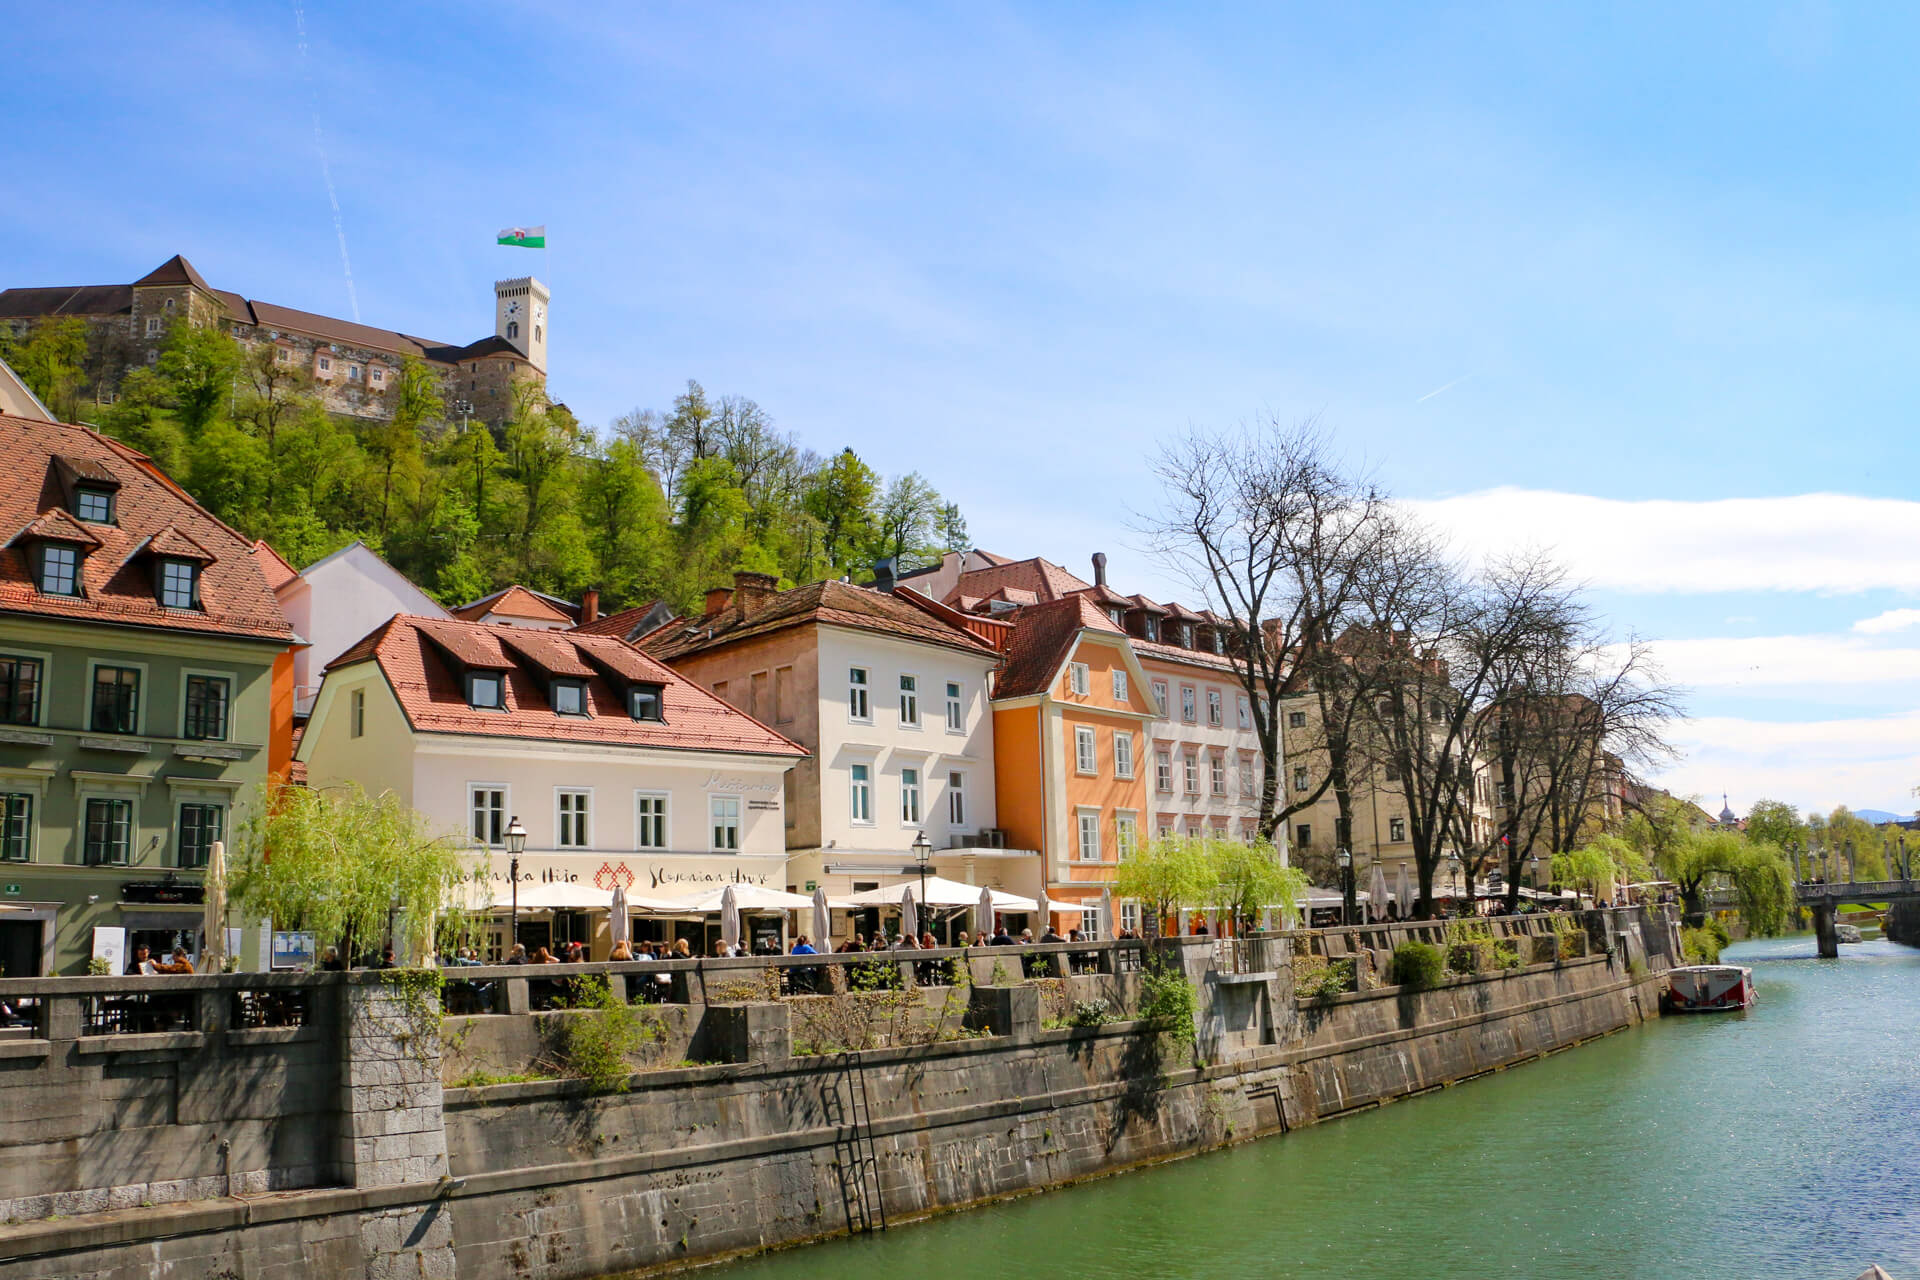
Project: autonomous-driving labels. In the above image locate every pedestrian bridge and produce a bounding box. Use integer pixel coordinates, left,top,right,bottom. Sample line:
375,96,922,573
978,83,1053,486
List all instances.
1797,881,1920,957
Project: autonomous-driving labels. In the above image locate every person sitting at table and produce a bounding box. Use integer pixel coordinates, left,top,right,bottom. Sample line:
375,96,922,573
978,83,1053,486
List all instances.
155,947,194,974
124,945,158,975
609,940,633,961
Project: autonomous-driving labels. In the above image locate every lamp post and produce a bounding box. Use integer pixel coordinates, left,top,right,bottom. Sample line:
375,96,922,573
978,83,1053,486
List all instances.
1528,853,1540,896
1338,847,1354,926
505,815,527,952
911,829,932,933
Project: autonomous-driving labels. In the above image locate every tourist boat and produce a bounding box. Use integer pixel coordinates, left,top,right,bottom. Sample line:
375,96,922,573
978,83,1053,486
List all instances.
1662,964,1755,1013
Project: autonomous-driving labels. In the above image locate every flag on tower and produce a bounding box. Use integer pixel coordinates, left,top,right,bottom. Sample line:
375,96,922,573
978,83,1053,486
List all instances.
496,225,546,248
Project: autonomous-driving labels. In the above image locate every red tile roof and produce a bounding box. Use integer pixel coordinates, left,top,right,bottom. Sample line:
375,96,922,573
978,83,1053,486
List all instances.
993,595,1127,700
141,524,216,563
945,556,1092,606
570,599,670,640
15,508,103,549
644,578,997,662
133,254,215,292
451,584,575,625
323,614,806,757
251,540,300,592
0,414,294,644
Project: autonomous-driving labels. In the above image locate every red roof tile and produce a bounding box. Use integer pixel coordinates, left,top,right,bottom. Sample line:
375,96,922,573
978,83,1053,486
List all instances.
451,584,575,624
0,414,294,643
251,540,299,592
142,524,216,563
945,557,1092,607
324,614,806,758
14,508,103,549
993,595,1127,700
644,579,996,663
133,254,215,292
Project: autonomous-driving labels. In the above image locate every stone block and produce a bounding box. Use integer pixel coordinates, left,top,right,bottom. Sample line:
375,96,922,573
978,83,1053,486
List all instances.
698,1002,791,1064
968,984,1040,1041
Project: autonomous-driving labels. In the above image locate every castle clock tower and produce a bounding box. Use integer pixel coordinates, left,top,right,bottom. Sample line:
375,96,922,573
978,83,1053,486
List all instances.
493,276,550,374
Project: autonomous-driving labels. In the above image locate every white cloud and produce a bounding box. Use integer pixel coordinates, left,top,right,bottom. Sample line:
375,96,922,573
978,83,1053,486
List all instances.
1408,489,1920,594
1653,711,1920,815
1853,608,1920,635
1626,633,1920,688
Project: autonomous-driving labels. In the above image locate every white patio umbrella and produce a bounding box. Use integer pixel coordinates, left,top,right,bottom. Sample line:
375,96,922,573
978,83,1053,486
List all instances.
974,886,994,938
201,840,228,972
843,877,1036,910
673,883,817,912
609,883,630,947
720,884,741,953
1099,887,1115,940
1395,862,1414,915
810,886,831,948
900,883,919,939
1368,861,1390,923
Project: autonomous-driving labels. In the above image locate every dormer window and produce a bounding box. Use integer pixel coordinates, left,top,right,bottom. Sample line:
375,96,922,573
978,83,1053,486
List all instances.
1108,607,1125,626
74,487,115,524
1181,623,1195,647
466,671,505,710
551,678,588,716
628,683,664,722
1213,630,1226,655
37,544,80,596
1143,618,1158,642
157,559,199,609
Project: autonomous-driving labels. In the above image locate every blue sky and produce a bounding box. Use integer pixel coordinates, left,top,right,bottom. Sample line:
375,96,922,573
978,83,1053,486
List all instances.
6,1,1920,816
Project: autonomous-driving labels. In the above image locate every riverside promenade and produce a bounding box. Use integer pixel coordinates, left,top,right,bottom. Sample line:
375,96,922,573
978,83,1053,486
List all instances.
0,906,1679,1279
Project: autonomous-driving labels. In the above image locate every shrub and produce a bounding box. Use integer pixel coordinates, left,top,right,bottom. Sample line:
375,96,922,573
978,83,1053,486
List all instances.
1139,966,1198,1048
1447,941,1493,975
1296,957,1354,1001
1551,914,1586,960
1681,924,1724,965
1492,940,1523,970
1391,941,1446,990
560,974,659,1095
1065,998,1111,1028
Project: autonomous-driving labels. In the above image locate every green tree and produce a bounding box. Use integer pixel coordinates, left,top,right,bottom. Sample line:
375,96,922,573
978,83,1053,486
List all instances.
156,321,242,434
3,317,90,421
869,471,945,571
230,782,482,964
1208,838,1308,932
1744,799,1807,862
1114,835,1214,938
803,448,879,573
1657,829,1794,935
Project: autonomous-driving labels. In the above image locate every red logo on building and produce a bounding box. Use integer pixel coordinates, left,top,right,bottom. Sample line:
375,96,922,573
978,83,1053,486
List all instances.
593,862,636,891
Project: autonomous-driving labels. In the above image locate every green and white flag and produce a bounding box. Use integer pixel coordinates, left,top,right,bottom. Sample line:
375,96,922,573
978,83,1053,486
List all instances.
496,225,546,248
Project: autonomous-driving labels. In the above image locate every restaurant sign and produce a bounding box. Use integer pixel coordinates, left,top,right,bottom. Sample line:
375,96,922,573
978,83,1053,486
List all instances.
482,852,781,894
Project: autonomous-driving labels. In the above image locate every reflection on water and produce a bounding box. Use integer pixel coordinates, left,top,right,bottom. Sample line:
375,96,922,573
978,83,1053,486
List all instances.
714,935,1920,1280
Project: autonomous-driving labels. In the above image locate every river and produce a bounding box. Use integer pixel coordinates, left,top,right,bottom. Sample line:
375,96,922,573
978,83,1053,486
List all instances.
713,935,1920,1280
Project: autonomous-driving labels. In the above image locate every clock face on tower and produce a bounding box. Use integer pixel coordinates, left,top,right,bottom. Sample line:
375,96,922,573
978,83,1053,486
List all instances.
534,304,545,323
506,300,521,317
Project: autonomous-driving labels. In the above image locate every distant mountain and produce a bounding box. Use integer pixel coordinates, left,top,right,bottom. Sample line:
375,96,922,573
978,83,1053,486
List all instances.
1854,808,1911,825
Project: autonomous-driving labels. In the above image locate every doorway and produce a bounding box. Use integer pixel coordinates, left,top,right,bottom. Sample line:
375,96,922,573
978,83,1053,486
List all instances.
0,919,43,979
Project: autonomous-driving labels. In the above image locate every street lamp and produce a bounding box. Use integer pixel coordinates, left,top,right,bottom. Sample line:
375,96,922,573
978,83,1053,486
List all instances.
1528,853,1540,894
911,829,933,923
505,815,527,952
1337,847,1354,926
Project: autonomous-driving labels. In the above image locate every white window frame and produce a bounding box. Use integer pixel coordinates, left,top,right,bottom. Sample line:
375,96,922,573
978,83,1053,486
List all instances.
1293,765,1310,793
1113,731,1134,780
849,763,873,825
1207,688,1223,727
349,687,366,738
899,673,920,727
1180,685,1197,722
634,791,669,850
945,680,964,733
468,784,509,848
1210,753,1226,796
1112,668,1128,702
1074,725,1097,775
1155,751,1173,793
1389,816,1407,843
556,787,592,849
1115,810,1138,858
709,793,741,852
1076,809,1102,863
1239,756,1255,798
1183,752,1199,794
1068,662,1089,696
1151,680,1168,719
1288,710,1307,729
947,770,966,827
1237,695,1251,730
900,767,921,824
848,667,871,722
145,317,163,336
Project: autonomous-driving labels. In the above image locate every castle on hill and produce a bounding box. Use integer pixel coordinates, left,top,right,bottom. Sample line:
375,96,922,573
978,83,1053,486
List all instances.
0,255,548,427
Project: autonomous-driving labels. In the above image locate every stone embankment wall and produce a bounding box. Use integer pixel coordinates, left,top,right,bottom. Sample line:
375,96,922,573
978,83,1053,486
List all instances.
0,907,1679,1280
1887,899,1920,947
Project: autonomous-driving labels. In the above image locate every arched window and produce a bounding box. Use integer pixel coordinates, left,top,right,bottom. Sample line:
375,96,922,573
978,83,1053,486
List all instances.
534,325,542,343
163,298,176,312
507,321,519,339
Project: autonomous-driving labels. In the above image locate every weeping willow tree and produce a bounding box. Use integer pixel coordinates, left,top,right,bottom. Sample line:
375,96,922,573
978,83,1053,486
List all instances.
1114,835,1215,938
1655,829,1795,936
231,782,486,966
1209,838,1309,932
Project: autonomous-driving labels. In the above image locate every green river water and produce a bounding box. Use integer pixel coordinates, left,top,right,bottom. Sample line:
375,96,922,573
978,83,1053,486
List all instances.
712,935,1920,1280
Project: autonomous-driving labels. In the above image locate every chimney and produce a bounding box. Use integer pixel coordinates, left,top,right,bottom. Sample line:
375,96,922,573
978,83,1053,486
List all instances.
731,571,778,613
870,558,897,594
1091,551,1108,588
580,588,600,625
704,586,733,616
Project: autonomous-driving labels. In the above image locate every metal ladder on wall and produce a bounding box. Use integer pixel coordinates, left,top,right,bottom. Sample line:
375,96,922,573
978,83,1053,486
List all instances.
826,1051,888,1234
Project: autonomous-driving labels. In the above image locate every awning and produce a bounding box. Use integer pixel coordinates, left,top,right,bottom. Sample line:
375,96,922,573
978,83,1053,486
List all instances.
842,876,1037,911
671,884,817,913
509,882,682,911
